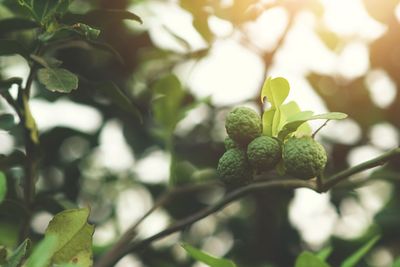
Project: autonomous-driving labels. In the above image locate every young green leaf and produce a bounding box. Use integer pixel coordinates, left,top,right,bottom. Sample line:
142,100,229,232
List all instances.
295,252,331,267
262,109,275,136
44,208,94,266
0,172,6,204
25,235,58,267
260,77,290,107
95,81,142,123
340,235,380,267
4,239,31,267
182,243,236,267
278,112,348,140
37,67,79,93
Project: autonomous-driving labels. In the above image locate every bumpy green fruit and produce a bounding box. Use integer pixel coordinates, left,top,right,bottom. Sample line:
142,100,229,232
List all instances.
217,148,252,185
225,107,262,146
247,136,281,171
224,137,237,150
283,136,327,179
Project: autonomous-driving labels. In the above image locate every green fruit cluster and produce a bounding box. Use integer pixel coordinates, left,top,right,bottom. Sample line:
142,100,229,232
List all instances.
217,107,328,185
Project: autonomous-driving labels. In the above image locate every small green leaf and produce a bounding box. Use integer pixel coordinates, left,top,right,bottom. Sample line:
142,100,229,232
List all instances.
0,18,38,34
25,235,58,267
45,208,94,266
309,112,348,120
0,114,15,130
260,77,290,107
182,243,236,267
262,109,275,136
0,172,6,204
340,235,380,267
295,252,331,267
5,239,31,267
37,67,78,93
0,40,29,58
317,247,333,262
95,81,142,123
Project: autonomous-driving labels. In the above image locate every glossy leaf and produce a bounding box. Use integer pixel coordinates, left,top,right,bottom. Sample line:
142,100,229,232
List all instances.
0,114,15,130
260,77,290,107
182,243,236,267
45,208,94,266
0,18,38,34
37,67,78,93
295,252,331,267
0,171,6,204
5,239,31,267
340,235,380,267
0,40,29,58
96,81,142,123
25,235,58,267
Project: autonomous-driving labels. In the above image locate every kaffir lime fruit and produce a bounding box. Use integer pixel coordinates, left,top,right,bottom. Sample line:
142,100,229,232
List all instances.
283,136,327,179
217,148,252,185
247,136,281,171
225,107,262,146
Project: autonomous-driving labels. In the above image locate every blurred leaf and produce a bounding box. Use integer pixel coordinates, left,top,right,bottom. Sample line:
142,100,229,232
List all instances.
0,18,38,34
295,252,330,267
340,235,380,267
39,23,100,42
25,235,58,267
37,67,78,93
18,0,72,25
0,114,15,130
0,39,28,58
0,247,6,265
182,243,237,267
22,94,39,144
152,74,185,135
31,54,63,68
393,258,400,267
260,77,290,106
0,77,23,91
0,171,6,204
44,208,94,266
317,247,333,262
64,9,142,27
5,239,31,267
170,160,197,186
96,81,142,123
0,150,26,170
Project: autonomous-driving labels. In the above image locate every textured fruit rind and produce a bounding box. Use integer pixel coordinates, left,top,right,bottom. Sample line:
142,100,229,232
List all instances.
247,136,281,171
217,148,252,185
225,107,262,146
224,137,237,150
283,136,327,179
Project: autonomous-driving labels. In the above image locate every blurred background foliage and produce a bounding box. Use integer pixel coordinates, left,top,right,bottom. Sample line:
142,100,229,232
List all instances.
0,0,400,266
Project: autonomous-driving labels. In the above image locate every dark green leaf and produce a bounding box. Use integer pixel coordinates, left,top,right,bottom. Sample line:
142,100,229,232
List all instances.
0,18,38,34
0,171,6,204
64,9,142,27
0,114,15,130
295,252,331,267
95,81,142,123
5,239,31,267
37,67,78,93
39,23,100,42
340,235,380,267
18,0,73,25
0,39,29,58
25,235,58,267
152,74,185,134
182,243,236,267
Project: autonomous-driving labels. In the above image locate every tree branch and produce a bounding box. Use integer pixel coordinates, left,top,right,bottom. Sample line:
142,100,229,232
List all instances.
95,147,400,267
